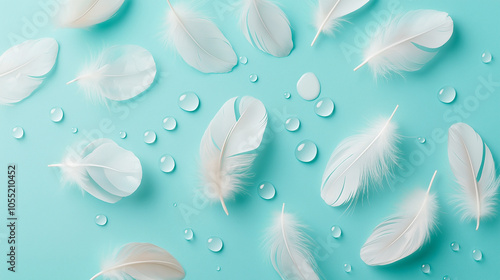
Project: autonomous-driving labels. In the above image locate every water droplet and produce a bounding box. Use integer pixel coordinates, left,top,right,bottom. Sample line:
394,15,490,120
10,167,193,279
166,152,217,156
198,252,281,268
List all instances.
216,266,221,271
297,72,320,101
239,56,248,65
295,140,318,163
50,107,64,122
450,242,460,252
284,92,291,99
343,264,351,273
438,86,456,104
331,225,342,238
443,276,450,280
95,215,107,226
285,117,300,132
12,127,24,139
207,237,223,252
258,182,276,200
481,50,492,64
249,74,258,83
472,249,482,261
178,92,200,112
119,131,127,139
417,137,426,144
144,130,157,144
162,117,177,131
159,154,176,173
184,228,194,241
173,203,177,207
314,97,335,117
421,264,431,274
71,127,78,134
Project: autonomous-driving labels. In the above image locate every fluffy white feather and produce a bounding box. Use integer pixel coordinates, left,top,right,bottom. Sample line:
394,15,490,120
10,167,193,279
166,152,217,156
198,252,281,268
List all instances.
265,204,320,280
58,0,125,28
321,105,399,207
67,45,156,102
311,0,370,46
200,96,267,215
240,0,293,57
164,0,237,73
360,171,438,266
49,139,142,203
354,10,453,76
0,38,58,105
448,123,499,230
90,243,185,280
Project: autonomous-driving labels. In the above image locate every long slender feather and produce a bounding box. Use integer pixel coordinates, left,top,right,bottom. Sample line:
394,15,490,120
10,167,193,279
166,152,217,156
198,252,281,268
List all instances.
58,0,124,28
448,123,499,230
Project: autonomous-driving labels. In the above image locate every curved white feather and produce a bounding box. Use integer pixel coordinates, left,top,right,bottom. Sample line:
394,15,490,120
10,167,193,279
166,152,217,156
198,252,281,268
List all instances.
200,96,267,215
266,204,320,280
240,0,293,57
0,38,58,105
90,243,185,280
321,105,399,207
58,0,124,28
360,171,438,266
354,10,453,76
448,123,499,230
164,1,237,73
311,0,370,46
68,45,156,102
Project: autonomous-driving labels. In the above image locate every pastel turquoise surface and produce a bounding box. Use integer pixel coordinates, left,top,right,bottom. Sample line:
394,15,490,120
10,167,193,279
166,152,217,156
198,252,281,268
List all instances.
1,0,499,279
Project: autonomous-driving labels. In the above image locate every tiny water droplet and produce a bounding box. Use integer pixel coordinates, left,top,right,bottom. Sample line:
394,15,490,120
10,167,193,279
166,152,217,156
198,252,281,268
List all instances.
173,203,177,207
314,97,335,117
297,72,320,101
239,56,248,65
119,131,127,139
331,225,342,238
258,182,276,200
144,130,157,144
450,242,460,252
207,237,223,252
284,92,291,99
343,264,351,273
178,92,200,112
71,127,78,134
12,127,24,139
162,117,177,131
285,117,300,132
443,276,450,280
421,264,431,274
159,154,176,173
249,74,258,83
472,249,482,261
417,137,426,144
95,215,107,226
481,50,492,64
216,266,221,271
438,86,456,104
184,228,194,241
50,107,64,122
295,140,318,163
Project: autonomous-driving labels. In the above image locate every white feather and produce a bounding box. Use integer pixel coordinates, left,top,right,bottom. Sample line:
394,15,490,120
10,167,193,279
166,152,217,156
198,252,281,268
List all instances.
311,0,370,46
354,10,453,76
164,0,237,73
240,0,293,57
448,123,499,230
58,0,125,28
321,105,399,207
90,242,185,280
265,204,320,280
0,38,58,105
200,96,267,215
49,139,142,204
67,45,156,102
360,171,438,266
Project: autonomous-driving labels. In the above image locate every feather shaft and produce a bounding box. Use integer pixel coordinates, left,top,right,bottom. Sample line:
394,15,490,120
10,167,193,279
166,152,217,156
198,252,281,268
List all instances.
311,0,341,46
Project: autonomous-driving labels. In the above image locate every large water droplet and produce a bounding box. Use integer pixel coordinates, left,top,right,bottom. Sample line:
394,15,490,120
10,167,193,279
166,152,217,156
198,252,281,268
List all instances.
295,140,318,163
178,92,200,112
71,127,78,134
438,86,456,104
284,92,291,99
119,131,127,139
417,137,426,144
450,242,460,252
443,276,450,280
331,225,342,238
297,72,320,101
249,74,258,83
144,130,157,144
239,56,248,65
207,237,223,252
481,50,492,64
314,97,334,117
258,182,276,200
472,249,482,261
12,127,24,139
421,264,431,274
184,228,194,241
50,107,64,122
285,117,300,132
95,215,107,226
343,264,351,273
159,154,176,173
162,117,177,131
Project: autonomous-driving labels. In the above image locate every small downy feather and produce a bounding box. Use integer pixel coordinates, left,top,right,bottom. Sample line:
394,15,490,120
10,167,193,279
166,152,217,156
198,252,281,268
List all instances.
67,45,156,103
321,105,400,207
448,123,499,230
0,38,58,105
200,96,268,215
311,0,370,46
90,242,185,280
354,10,453,76
58,0,125,28
240,0,293,57
49,138,142,203
265,204,320,280
164,0,237,73
360,171,439,266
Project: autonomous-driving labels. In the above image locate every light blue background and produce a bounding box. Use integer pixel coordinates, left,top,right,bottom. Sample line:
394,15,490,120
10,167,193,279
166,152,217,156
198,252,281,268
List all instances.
1,0,499,279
